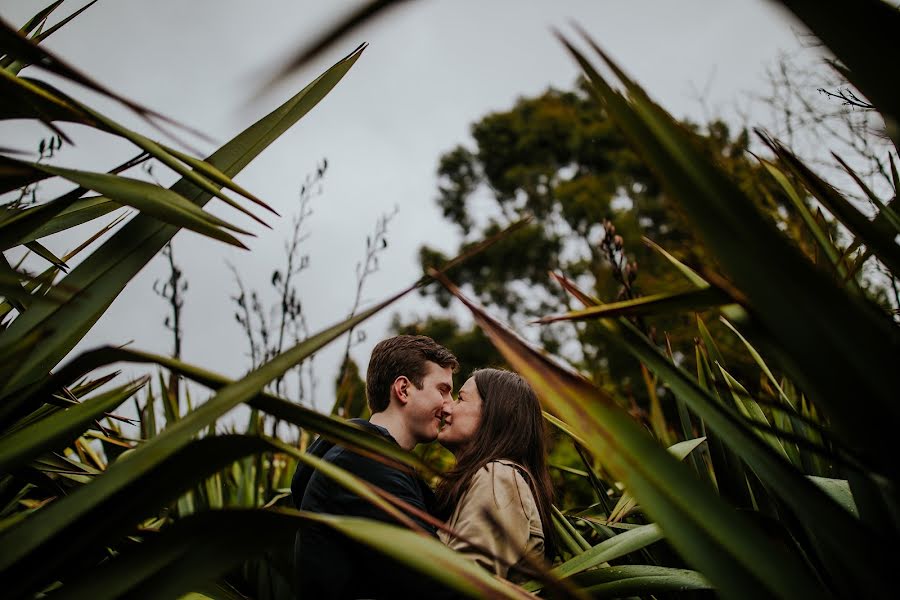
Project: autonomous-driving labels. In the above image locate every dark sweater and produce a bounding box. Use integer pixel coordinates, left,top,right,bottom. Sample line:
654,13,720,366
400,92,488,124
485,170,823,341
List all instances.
291,420,457,599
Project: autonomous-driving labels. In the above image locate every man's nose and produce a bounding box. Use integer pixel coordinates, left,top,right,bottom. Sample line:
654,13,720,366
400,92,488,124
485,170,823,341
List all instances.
441,398,454,416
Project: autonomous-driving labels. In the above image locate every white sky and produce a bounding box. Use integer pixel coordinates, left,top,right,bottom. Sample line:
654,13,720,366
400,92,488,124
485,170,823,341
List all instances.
1,1,815,415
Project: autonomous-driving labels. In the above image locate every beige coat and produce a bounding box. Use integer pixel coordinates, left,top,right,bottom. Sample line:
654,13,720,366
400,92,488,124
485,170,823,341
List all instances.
438,460,545,583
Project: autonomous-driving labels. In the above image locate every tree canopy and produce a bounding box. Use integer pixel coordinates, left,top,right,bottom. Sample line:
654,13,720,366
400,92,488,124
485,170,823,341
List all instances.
404,82,784,413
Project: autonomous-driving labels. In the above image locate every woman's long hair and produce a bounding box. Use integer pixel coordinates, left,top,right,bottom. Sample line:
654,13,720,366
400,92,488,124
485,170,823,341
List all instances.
436,368,557,559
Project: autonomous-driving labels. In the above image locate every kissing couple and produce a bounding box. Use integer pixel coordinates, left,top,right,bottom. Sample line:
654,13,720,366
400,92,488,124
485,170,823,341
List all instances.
291,334,557,598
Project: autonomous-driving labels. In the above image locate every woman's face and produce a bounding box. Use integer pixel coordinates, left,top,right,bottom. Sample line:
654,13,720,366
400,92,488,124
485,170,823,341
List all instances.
438,376,483,452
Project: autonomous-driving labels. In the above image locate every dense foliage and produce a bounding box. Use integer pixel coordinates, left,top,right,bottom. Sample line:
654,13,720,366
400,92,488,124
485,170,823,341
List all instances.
2,1,899,599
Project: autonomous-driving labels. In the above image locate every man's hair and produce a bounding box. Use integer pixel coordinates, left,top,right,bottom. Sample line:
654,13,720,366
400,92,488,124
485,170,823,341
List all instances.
366,335,458,413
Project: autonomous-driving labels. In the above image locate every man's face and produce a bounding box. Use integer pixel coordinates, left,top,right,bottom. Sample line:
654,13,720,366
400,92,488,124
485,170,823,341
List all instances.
405,361,454,444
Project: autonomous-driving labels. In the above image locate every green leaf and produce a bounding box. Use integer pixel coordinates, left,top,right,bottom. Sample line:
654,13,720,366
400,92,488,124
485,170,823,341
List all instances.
761,134,900,277
0,282,410,595
760,159,850,281
696,315,726,370
566,33,900,484
13,196,122,246
718,367,789,458
808,476,858,518
523,524,664,592
433,269,827,600
0,68,93,129
38,84,274,229
642,236,710,288
7,157,251,248
0,152,139,250
601,298,891,593
0,377,147,474
832,152,900,235
54,508,534,600
719,317,796,410
0,257,50,308
159,142,279,219
1,345,430,474
0,17,199,134
537,286,731,323
0,44,366,392
569,565,712,597
543,410,590,449
24,239,66,270
0,153,51,193
0,436,298,597
607,438,707,524
8,2,100,74
12,1,64,39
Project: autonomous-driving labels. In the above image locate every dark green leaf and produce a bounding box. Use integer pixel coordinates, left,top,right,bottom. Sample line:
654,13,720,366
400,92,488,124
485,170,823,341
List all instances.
0,44,366,391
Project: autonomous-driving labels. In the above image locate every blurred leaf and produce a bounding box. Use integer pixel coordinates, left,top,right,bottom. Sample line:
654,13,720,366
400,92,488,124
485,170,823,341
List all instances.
776,0,900,146
564,32,900,487
0,153,52,193
260,1,406,90
0,44,366,392
55,508,534,600
607,438,707,524
432,269,826,599
761,133,900,277
0,281,408,595
0,17,204,137
537,286,731,324
760,160,851,281
0,69,96,131
833,152,900,234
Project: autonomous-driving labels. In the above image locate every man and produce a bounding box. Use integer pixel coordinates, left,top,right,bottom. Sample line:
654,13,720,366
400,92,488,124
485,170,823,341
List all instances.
291,335,459,599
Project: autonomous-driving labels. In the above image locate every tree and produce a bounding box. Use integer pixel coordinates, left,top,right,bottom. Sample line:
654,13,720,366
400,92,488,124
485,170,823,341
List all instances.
405,82,781,417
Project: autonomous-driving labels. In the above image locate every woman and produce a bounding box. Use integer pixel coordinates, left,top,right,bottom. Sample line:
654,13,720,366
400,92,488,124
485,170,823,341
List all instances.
436,368,557,582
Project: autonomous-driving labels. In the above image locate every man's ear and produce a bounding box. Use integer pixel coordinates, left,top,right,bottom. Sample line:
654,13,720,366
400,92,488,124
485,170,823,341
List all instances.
392,376,410,406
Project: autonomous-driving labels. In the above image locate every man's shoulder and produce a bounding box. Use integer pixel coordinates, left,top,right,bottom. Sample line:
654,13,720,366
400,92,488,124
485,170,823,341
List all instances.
317,443,418,486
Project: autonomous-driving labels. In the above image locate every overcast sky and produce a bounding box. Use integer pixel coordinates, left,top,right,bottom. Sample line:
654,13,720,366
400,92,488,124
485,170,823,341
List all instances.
1,1,815,415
